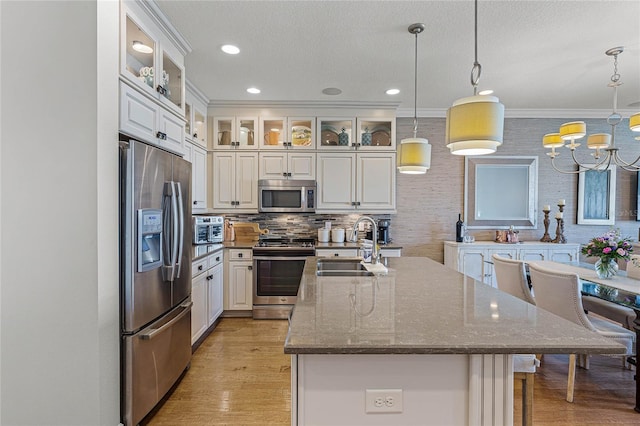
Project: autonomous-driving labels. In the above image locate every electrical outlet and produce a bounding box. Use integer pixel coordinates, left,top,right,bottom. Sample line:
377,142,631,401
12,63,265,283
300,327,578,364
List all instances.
365,389,403,413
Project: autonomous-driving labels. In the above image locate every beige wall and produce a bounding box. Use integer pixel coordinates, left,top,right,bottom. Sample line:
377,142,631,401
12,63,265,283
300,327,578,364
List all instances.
393,117,639,263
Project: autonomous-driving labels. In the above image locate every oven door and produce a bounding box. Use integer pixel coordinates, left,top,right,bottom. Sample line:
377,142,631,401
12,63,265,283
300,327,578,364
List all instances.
253,255,308,305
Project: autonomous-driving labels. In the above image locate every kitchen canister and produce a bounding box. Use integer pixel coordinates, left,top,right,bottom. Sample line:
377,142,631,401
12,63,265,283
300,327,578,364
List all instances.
361,127,372,146
331,228,345,243
318,228,330,243
338,128,349,146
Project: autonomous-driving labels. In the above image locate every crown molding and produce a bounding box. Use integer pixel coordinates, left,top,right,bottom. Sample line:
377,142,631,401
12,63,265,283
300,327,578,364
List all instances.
208,100,401,110
397,107,639,119
185,80,209,106
137,0,192,56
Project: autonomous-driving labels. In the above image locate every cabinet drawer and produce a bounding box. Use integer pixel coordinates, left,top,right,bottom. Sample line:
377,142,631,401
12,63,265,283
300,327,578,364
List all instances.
315,248,359,257
209,251,224,268
192,257,209,277
228,248,252,261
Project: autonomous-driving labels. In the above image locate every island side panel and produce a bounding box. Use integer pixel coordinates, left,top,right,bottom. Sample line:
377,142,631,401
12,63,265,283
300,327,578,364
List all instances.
295,354,470,426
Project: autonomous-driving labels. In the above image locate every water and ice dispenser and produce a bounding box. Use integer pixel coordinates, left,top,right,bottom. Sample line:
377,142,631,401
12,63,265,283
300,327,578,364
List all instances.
137,209,162,272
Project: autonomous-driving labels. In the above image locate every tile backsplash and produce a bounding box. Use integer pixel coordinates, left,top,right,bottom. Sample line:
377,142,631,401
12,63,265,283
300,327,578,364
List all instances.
213,213,392,239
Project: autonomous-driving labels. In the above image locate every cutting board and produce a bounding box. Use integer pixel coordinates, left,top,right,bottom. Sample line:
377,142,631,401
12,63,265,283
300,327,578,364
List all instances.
233,222,269,241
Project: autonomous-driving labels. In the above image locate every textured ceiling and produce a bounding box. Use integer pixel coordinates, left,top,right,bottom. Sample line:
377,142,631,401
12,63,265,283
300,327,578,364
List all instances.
155,0,640,115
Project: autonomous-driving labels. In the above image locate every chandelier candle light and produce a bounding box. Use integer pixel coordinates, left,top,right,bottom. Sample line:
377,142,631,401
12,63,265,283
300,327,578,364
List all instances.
445,0,504,156
543,47,640,173
397,23,432,174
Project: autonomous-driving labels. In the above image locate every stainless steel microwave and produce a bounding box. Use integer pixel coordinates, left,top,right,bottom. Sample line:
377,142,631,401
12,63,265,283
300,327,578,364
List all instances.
258,180,316,213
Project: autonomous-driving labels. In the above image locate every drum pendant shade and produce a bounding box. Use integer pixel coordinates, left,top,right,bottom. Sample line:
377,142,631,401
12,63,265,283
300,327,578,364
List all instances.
587,133,612,149
559,121,586,140
446,95,504,156
542,133,564,148
630,112,640,132
398,138,431,174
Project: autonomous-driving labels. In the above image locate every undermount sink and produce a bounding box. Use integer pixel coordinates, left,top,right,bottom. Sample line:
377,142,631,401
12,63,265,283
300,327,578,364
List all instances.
316,270,374,277
316,259,374,277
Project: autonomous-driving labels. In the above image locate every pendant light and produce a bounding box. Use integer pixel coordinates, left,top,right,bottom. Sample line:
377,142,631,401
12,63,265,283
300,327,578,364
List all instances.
397,23,432,174
445,0,504,156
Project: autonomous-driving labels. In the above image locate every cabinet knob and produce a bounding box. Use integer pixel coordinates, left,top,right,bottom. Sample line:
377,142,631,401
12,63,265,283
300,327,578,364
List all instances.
193,201,198,205
248,265,252,270
334,253,339,256
156,85,167,96
198,265,203,271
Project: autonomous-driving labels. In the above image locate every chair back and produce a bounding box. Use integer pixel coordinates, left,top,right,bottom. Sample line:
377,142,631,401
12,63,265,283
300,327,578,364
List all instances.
528,262,597,332
492,254,536,305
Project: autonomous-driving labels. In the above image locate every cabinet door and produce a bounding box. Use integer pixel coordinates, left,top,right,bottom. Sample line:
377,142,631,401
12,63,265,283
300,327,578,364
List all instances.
119,83,157,143
519,249,548,262
260,117,286,149
317,118,357,149
316,153,356,211
192,106,206,147
259,152,288,179
548,248,579,263
191,272,208,344
212,117,236,150
458,249,487,283
158,107,185,155
236,117,258,149
212,152,236,209
235,152,259,209
288,117,315,149
356,153,396,211
208,263,224,324
356,118,396,150
288,152,315,180
228,261,253,310
192,144,207,210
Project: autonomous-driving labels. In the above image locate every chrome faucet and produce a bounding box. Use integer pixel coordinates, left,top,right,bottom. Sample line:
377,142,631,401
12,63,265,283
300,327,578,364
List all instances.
352,216,379,264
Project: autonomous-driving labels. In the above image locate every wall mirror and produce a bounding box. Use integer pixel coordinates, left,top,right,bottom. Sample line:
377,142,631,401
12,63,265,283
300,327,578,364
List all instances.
464,156,538,229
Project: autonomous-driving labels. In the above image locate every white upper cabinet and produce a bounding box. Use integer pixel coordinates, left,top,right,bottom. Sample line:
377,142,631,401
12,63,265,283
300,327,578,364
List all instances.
120,7,185,117
356,118,396,150
259,117,316,149
211,152,259,211
212,117,258,150
316,118,357,150
259,152,315,180
185,81,208,148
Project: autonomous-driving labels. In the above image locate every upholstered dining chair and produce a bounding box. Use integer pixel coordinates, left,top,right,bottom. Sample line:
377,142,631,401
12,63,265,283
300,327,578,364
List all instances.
492,254,536,305
528,262,635,403
492,254,539,426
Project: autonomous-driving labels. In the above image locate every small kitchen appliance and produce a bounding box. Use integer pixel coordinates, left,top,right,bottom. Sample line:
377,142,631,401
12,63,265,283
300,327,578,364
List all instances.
258,179,316,213
366,220,391,244
192,216,223,244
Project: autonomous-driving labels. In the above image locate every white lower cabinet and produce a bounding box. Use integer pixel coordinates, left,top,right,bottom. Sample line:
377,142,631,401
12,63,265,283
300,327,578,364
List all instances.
191,250,224,345
224,249,253,311
444,241,581,287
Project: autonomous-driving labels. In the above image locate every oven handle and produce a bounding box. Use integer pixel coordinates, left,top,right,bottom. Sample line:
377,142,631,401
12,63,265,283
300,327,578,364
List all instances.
253,256,311,261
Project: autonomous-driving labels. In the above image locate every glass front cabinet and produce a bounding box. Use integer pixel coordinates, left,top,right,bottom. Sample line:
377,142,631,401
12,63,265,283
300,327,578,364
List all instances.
121,11,185,117
316,117,395,150
259,117,316,149
212,117,258,150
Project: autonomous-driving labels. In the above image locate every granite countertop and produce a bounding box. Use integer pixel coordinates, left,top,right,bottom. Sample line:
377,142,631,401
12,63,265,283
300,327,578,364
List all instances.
315,241,402,249
284,256,626,355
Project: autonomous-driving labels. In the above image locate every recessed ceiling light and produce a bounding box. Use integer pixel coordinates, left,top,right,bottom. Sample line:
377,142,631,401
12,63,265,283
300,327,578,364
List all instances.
247,87,261,94
322,87,342,96
386,89,400,95
221,44,240,55
478,89,494,95
132,40,153,54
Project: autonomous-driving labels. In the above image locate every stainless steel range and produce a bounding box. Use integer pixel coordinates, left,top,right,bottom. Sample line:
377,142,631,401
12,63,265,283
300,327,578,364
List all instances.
252,237,315,319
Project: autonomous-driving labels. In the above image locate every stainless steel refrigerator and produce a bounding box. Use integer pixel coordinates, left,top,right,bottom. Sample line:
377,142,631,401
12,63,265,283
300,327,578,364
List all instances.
119,138,192,426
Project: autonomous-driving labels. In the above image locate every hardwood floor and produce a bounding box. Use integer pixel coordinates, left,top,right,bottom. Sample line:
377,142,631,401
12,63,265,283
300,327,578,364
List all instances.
146,318,639,425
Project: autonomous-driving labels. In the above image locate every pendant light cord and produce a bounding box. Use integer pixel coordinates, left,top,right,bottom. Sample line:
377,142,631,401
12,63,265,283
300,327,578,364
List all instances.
413,28,418,138
471,0,481,95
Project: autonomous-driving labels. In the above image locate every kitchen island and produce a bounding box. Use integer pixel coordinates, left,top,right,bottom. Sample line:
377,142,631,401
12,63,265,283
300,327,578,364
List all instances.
285,256,626,426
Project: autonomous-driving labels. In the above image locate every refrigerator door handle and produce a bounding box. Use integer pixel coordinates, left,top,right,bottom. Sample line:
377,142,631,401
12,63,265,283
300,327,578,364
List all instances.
174,181,185,278
162,182,179,281
139,301,193,340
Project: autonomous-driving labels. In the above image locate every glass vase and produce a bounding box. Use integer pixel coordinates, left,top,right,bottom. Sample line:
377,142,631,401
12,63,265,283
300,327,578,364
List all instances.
595,258,618,279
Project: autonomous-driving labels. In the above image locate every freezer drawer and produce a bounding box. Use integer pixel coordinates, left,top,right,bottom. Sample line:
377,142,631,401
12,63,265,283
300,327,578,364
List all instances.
122,300,192,426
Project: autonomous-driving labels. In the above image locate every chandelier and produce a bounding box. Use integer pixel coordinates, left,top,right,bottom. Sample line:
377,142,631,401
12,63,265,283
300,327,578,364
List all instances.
543,46,640,173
